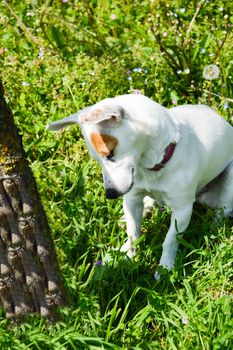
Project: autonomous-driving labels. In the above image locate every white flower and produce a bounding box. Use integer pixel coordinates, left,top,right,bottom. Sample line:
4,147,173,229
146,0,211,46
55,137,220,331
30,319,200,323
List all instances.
177,70,182,74
182,317,189,325
22,81,30,87
184,68,190,74
133,67,143,73
38,47,45,58
60,170,66,177
203,64,220,80
223,101,229,109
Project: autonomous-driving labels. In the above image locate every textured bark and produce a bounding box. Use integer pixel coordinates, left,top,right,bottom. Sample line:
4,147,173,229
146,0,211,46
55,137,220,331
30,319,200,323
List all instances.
0,81,66,319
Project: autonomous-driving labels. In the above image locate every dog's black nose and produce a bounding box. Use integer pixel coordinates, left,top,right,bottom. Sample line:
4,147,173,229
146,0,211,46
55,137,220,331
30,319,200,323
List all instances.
106,188,121,199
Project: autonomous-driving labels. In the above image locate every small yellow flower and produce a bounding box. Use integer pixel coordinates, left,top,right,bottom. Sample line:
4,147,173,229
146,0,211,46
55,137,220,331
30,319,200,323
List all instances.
203,64,220,80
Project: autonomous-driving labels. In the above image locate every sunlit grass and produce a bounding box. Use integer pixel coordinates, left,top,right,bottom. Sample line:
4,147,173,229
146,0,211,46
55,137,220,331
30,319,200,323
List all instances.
0,0,232,349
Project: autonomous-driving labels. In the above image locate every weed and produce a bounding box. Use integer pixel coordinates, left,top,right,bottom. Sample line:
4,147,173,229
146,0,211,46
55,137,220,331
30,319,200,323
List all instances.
0,0,232,349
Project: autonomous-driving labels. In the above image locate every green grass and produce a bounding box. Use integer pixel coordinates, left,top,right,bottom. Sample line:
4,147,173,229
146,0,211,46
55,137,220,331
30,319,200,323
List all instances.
0,1,232,349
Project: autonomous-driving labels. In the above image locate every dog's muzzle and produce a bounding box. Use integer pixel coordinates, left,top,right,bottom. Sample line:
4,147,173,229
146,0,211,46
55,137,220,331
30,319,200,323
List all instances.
106,188,122,199
102,166,134,199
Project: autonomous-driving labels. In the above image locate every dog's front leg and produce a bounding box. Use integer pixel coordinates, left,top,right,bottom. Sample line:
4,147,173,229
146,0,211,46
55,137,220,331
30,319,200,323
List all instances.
120,193,144,258
155,204,193,279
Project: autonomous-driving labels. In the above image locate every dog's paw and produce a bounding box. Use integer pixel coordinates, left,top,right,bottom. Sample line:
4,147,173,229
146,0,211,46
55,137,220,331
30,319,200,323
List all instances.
120,241,136,259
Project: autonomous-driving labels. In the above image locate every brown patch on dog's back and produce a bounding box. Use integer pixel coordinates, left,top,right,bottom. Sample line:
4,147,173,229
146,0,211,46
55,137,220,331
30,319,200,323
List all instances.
90,133,118,157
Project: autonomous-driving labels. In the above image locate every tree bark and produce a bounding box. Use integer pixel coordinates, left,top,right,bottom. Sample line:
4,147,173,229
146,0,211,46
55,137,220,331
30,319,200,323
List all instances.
0,81,66,319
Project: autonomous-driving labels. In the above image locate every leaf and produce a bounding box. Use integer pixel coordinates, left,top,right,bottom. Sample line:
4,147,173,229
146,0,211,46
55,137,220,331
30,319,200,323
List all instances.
50,26,65,48
177,236,196,250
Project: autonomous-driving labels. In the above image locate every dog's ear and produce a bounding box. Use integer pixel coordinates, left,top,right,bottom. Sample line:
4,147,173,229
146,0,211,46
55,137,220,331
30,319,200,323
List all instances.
46,115,79,131
79,105,123,128
46,106,92,131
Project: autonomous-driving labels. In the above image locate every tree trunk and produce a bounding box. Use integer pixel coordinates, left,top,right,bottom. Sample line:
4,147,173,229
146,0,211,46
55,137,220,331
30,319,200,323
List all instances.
0,81,66,319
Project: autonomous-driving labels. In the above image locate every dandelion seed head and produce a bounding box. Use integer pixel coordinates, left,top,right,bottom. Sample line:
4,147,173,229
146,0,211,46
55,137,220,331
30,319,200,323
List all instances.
203,64,220,80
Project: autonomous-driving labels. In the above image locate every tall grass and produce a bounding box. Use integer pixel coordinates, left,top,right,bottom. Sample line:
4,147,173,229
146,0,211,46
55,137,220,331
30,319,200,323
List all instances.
0,0,232,349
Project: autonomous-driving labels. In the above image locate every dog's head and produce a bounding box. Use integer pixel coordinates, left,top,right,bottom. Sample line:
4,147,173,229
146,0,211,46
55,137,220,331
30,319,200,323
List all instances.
47,98,141,198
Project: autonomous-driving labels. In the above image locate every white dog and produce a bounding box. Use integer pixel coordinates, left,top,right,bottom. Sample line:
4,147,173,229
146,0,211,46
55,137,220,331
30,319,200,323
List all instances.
47,94,233,278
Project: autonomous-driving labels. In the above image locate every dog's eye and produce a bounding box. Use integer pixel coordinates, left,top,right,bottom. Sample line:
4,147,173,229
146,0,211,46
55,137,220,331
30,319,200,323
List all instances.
106,151,114,161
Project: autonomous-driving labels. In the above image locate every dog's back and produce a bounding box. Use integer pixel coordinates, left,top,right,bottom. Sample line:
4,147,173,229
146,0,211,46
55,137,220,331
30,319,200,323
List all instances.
168,104,233,189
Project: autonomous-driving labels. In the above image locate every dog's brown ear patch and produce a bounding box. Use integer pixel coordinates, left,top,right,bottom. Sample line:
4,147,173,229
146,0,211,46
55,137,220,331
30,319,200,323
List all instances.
90,133,118,157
